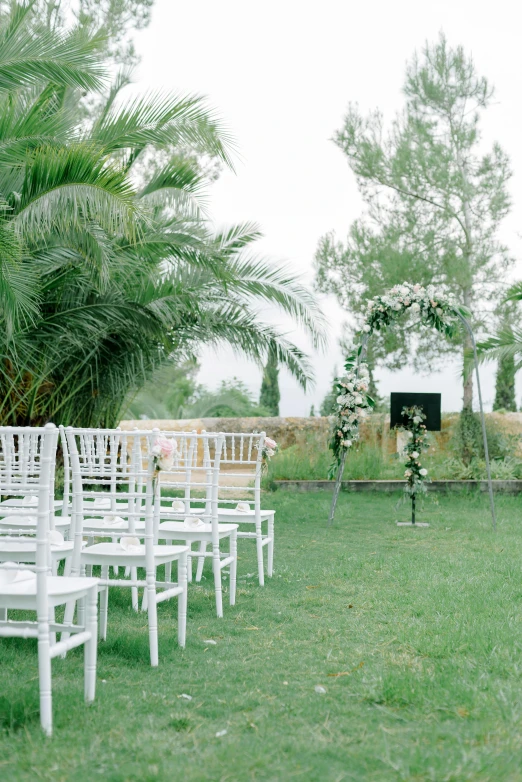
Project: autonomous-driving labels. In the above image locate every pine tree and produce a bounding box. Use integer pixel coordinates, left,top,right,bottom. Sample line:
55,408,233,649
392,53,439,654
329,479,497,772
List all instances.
259,344,280,416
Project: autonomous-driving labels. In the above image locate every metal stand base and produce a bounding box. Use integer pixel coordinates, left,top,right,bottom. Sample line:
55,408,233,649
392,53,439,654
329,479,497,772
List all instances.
396,521,430,527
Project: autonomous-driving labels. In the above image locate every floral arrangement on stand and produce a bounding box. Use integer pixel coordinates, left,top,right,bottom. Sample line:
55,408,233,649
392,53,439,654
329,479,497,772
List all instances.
329,355,375,478
329,282,465,479
362,282,462,338
400,405,430,524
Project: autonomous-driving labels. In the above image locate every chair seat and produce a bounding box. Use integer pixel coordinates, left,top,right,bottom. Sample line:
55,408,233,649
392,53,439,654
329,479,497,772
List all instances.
215,509,275,522
82,517,142,533
81,541,188,566
0,575,99,610
158,521,238,540
0,516,70,532
0,540,75,559
82,500,129,511
0,498,64,509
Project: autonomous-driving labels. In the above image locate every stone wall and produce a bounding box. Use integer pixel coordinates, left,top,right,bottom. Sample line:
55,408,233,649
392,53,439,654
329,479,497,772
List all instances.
120,412,522,454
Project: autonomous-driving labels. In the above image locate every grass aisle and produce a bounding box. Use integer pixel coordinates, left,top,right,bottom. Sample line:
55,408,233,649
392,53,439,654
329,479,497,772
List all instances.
1,491,522,781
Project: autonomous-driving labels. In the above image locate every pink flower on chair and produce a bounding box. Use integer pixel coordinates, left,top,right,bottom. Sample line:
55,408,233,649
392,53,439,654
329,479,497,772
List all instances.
151,436,177,471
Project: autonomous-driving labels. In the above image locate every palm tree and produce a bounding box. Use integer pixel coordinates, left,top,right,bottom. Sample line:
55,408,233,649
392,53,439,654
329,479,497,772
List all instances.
0,3,326,427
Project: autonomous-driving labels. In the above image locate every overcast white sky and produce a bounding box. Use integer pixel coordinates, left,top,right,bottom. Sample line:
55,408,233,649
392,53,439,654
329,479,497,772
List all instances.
134,0,522,415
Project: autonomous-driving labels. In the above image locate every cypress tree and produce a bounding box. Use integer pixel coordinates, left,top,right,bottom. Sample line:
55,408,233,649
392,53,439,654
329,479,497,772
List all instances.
260,344,280,416
493,351,517,411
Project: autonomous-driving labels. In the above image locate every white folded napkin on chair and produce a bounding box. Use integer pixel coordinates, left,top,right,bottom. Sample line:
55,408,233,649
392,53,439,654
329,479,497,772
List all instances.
0,562,36,586
48,530,65,546
120,536,142,552
172,500,185,512
236,502,251,513
101,515,126,527
183,516,207,530
22,496,38,506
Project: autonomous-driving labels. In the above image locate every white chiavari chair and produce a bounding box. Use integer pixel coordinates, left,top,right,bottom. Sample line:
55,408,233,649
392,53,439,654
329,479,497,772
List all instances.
63,427,188,666
0,424,99,737
194,431,275,586
0,428,73,571
153,431,237,618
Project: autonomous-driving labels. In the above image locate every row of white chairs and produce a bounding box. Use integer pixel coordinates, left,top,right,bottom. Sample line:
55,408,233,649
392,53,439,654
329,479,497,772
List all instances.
0,425,275,735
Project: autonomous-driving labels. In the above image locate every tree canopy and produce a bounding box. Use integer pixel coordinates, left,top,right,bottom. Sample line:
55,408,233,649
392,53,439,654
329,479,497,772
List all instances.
0,2,326,427
315,34,512,409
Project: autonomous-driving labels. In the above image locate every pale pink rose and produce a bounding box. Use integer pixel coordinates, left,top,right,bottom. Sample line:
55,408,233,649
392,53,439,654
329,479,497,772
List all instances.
152,436,176,459
265,437,277,450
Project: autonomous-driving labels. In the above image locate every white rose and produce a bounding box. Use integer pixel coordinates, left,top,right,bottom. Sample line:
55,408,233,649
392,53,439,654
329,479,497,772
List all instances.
158,454,174,471
419,468,428,476
367,301,375,310
336,395,345,404
411,451,419,459
354,394,363,404
413,416,422,424
410,302,420,313
393,303,402,311
346,383,354,392
342,440,352,448
362,324,371,333
436,307,443,316
404,470,412,477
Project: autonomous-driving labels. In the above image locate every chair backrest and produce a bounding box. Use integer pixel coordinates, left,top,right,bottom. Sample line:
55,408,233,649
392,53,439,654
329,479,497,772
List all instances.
0,424,59,606
64,428,156,572
0,426,58,528
152,431,225,532
201,431,266,514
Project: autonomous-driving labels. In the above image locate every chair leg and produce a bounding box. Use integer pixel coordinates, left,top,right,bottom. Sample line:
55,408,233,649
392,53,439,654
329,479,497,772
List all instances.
195,540,207,582
99,566,109,641
178,553,188,648
256,525,265,587
131,567,139,612
212,543,223,618
61,598,76,647
49,606,57,647
230,531,237,606
76,564,87,625
84,585,98,703
146,577,159,667
268,514,275,577
37,612,53,736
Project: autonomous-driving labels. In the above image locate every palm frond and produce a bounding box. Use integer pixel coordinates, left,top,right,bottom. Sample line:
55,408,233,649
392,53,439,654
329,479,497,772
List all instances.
0,3,106,92
89,90,235,168
12,143,139,241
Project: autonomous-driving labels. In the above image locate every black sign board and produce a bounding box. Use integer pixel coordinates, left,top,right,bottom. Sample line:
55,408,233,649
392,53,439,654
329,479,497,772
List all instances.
390,392,442,431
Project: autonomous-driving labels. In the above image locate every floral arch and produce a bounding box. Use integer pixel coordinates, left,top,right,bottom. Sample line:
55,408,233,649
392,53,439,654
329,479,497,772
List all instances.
328,282,496,528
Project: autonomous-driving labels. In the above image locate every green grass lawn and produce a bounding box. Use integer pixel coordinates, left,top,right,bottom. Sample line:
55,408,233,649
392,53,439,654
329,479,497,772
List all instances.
2,490,522,781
